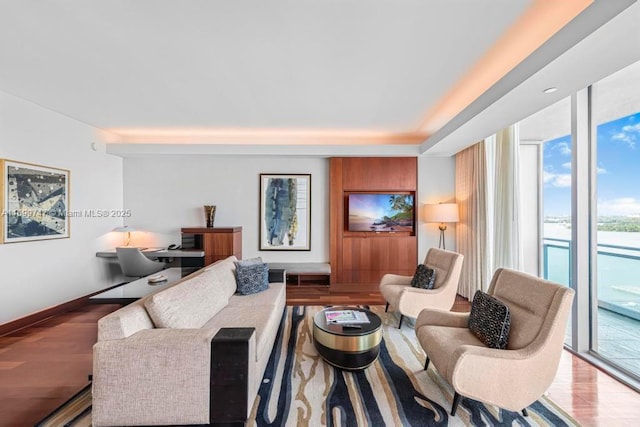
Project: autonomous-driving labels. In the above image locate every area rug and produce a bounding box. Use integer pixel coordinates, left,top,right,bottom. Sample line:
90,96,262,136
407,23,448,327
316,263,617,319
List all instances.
37,305,578,427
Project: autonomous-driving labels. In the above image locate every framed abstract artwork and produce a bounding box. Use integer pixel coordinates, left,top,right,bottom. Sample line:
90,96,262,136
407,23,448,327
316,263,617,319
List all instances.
1,159,70,243
260,173,311,251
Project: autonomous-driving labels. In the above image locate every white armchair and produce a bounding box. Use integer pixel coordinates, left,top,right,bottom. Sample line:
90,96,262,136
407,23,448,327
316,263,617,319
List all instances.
379,248,464,328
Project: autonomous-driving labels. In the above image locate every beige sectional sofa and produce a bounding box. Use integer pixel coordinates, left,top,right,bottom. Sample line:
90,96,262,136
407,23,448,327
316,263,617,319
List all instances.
92,256,286,426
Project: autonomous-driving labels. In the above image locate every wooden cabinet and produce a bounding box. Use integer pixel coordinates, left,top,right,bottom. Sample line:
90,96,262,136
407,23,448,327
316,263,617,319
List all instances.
181,227,242,266
330,157,418,285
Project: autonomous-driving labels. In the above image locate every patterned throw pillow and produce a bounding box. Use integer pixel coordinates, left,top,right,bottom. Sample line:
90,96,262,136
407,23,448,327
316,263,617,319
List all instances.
236,263,269,295
468,290,511,349
410,264,436,289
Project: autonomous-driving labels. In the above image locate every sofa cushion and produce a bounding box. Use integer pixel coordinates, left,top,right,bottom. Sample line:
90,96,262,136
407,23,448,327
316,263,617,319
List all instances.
144,269,230,329
410,264,436,289
228,283,286,308
468,290,511,349
236,263,269,295
203,305,283,362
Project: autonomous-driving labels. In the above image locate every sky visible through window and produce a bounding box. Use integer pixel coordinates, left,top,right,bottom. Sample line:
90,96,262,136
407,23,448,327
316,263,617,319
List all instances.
543,111,640,219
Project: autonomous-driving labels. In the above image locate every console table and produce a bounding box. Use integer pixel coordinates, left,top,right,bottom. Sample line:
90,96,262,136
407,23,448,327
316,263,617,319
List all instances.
89,267,199,304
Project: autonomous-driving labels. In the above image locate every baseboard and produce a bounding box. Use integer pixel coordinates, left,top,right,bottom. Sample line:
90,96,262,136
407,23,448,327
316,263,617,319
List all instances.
0,282,124,337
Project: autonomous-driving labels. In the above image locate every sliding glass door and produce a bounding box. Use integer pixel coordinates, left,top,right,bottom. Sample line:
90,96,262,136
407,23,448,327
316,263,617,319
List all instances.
591,61,640,377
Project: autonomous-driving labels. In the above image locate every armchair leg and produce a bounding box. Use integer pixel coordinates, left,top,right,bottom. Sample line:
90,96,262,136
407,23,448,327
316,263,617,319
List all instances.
522,408,528,417
451,392,462,416
398,314,404,329
385,302,389,312
424,357,430,370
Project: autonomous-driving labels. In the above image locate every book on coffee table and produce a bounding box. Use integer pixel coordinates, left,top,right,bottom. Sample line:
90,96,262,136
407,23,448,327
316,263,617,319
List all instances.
324,309,370,324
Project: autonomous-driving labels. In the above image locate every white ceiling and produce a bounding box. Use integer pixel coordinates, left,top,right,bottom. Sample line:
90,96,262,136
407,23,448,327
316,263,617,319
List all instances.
0,0,638,157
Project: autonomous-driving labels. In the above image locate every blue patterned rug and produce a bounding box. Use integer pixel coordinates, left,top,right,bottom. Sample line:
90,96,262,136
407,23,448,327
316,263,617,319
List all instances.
249,305,578,427
36,305,578,426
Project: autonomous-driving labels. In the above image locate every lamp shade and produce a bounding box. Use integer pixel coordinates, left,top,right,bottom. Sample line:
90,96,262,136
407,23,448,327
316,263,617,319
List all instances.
423,203,459,223
112,225,136,233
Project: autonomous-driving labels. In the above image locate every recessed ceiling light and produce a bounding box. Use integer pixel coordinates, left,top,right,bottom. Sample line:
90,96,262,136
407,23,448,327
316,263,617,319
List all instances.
543,87,558,94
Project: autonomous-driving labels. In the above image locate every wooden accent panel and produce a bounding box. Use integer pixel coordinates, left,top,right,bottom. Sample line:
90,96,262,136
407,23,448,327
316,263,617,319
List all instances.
329,158,344,285
341,236,417,283
181,227,242,266
330,157,417,285
341,157,417,191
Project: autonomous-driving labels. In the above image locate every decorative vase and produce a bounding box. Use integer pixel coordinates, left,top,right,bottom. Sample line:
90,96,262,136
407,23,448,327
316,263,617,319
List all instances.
204,205,216,228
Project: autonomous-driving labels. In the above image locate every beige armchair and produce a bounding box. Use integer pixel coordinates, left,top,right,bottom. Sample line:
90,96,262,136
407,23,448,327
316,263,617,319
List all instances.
415,268,575,416
379,248,463,328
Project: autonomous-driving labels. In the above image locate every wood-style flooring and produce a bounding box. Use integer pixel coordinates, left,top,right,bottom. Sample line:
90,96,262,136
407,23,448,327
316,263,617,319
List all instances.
0,284,638,426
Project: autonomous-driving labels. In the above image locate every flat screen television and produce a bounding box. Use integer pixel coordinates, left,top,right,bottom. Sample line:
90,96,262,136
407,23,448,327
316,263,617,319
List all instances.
347,193,414,232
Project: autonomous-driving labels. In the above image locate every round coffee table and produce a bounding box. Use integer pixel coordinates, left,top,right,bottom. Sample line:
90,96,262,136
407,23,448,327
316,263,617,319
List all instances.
313,306,382,370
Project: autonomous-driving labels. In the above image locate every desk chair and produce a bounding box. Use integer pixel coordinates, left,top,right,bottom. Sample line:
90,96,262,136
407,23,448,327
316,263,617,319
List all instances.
116,247,165,279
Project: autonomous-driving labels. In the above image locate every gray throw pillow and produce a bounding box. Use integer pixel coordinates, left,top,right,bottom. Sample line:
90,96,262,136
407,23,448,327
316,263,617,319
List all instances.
235,257,264,268
468,290,511,349
410,264,436,289
236,263,269,295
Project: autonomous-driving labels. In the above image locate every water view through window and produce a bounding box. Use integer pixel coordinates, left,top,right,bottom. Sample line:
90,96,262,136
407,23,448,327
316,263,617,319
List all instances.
543,109,640,377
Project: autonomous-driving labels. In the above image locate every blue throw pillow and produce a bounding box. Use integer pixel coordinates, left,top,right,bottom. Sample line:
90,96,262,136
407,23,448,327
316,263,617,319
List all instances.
236,263,269,295
468,290,511,349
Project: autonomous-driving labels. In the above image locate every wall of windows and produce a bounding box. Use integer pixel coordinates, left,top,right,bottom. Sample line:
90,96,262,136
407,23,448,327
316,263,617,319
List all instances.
518,60,640,386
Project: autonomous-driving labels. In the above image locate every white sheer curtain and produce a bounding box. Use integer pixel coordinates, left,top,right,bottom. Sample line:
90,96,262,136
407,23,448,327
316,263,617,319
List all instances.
455,141,489,299
491,125,523,271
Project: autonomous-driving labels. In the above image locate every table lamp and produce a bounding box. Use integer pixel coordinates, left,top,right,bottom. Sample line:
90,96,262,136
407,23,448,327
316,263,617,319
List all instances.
112,225,136,246
423,203,459,250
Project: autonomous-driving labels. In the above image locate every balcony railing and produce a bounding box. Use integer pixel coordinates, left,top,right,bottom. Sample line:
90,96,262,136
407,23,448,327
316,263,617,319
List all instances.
543,237,640,321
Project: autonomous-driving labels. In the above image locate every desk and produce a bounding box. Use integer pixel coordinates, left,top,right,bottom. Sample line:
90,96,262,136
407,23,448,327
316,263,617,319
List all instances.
90,267,200,304
95,248,205,259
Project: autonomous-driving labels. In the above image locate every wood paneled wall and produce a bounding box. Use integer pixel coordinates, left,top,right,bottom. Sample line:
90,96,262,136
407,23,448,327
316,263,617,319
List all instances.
330,157,418,285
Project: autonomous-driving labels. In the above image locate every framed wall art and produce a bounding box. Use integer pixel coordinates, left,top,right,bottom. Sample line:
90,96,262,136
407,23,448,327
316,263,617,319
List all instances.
1,159,70,243
260,173,311,251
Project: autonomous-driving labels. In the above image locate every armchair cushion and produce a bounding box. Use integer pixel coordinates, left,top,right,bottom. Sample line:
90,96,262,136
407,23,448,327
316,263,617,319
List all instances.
410,264,436,289
468,290,511,349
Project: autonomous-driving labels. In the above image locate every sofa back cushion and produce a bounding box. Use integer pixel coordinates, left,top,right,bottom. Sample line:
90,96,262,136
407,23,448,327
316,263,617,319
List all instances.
144,263,235,328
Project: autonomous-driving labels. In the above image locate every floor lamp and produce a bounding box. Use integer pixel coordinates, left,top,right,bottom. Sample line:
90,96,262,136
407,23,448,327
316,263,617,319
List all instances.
113,225,136,247
424,203,459,250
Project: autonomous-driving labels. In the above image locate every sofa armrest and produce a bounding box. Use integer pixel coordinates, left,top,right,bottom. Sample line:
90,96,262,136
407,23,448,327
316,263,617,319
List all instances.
268,268,286,283
92,328,219,426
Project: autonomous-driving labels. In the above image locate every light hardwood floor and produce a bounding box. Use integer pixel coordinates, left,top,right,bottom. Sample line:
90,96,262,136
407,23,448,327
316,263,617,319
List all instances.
0,285,638,426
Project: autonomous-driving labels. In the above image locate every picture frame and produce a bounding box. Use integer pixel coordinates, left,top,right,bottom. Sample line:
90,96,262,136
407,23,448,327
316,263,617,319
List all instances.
260,173,311,251
1,159,70,243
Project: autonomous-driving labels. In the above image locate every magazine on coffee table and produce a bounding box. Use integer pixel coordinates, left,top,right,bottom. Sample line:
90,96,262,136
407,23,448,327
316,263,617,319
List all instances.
324,309,370,324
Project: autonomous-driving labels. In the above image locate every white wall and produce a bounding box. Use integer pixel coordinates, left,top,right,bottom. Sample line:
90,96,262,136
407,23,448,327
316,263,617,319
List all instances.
417,155,457,261
0,92,123,324
124,154,456,266
123,156,330,262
